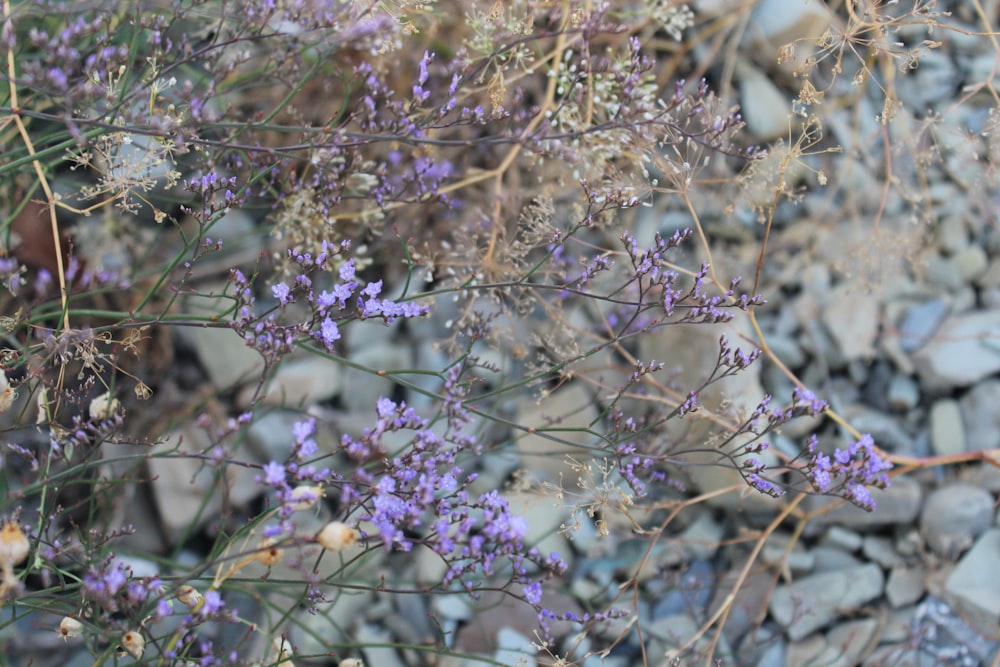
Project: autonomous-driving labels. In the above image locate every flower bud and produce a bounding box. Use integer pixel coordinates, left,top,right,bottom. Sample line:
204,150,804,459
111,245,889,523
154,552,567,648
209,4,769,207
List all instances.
57,616,83,640
0,370,15,413
287,485,324,511
121,630,145,659
176,584,203,608
89,391,120,420
255,538,282,566
0,521,29,567
315,521,358,552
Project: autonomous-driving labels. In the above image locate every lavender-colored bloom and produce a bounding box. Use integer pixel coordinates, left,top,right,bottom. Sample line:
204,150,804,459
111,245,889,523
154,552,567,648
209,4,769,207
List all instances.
317,317,341,349
200,590,224,616
261,461,285,486
271,282,291,304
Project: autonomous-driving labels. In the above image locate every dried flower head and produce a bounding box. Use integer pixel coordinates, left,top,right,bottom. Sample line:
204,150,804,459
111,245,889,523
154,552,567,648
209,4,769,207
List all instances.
88,391,121,420
255,538,282,566
0,370,15,413
316,521,359,552
121,630,145,660
57,616,84,641
272,636,294,666
0,521,29,567
338,660,364,667
176,584,204,608
288,484,324,511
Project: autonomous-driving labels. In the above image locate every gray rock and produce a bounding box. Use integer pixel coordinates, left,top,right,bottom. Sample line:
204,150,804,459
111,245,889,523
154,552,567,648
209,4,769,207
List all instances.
821,287,880,361
512,383,600,484
748,0,831,66
806,475,922,531
913,595,998,665
245,355,344,408
953,244,989,282
886,375,920,411
945,530,1000,637
769,563,884,641
806,618,880,667
839,406,915,453
358,624,407,667
341,341,412,413
886,567,926,608
861,536,904,568
897,298,949,353
921,483,994,557
821,526,863,553
929,399,967,457
737,64,789,142
148,421,262,543
912,309,1000,389
959,379,1000,450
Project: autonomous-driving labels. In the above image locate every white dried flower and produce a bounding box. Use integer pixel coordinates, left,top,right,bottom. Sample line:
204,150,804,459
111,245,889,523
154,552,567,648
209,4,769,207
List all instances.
272,636,294,666
176,584,203,608
0,521,29,567
315,521,359,552
57,616,84,640
0,370,15,413
255,537,282,566
338,660,364,667
121,630,145,659
89,391,120,420
287,485,324,511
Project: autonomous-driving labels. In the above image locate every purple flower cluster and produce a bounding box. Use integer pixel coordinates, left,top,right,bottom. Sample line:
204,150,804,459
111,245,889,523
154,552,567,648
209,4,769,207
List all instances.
804,434,892,510
231,244,428,364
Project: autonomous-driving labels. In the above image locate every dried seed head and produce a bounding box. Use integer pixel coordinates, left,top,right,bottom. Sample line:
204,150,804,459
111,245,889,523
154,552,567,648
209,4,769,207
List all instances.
176,584,203,608
287,485,324,511
272,636,294,666
121,630,145,659
0,370,15,413
315,521,359,552
0,521,29,567
57,616,84,640
89,391,120,420
255,538,282,566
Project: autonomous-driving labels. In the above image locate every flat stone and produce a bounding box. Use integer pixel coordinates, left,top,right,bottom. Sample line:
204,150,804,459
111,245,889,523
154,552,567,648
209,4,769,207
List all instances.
512,383,600,484
148,420,262,543
929,399,968,457
861,536,904,568
737,64,789,141
808,618,880,667
821,286,881,361
921,483,994,558
946,530,1000,637
886,567,926,608
912,309,1000,389
959,379,1000,451
886,375,920,411
247,355,344,408
897,298,949,352
769,563,884,641
806,475,922,530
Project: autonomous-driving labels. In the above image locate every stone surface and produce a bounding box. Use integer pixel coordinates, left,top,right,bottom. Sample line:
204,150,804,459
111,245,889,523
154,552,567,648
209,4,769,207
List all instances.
896,298,949,352
769,563,884,641
512,383,601,484
148,420,262,542
805,475,922,530
959,379,1000,450
921,483,994,557
822,286,881,361
912,309,1000,389
945,529,1000,635
886,567,926,608
929,398,967,457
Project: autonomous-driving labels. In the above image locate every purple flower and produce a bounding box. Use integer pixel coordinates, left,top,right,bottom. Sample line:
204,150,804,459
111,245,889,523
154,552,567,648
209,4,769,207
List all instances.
317,318,341,349
271,282,291,304
261,461,286,487
200,590,224,616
